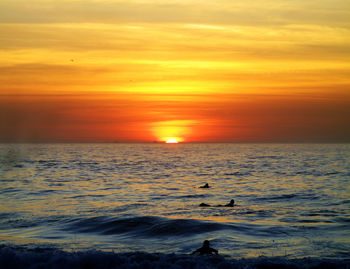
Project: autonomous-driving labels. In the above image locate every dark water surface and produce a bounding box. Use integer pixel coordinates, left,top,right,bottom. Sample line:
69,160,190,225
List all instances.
0,143,349,259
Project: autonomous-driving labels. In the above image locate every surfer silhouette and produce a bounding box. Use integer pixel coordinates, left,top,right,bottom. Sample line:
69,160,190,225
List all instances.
199,199,235,207
199,183,210,188
191,240,218,255
219,199,235,207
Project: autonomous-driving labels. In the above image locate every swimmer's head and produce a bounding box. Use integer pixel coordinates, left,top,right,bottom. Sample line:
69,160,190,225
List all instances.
203,240,210,247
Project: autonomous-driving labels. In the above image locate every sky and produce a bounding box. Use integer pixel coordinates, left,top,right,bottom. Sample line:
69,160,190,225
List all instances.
0,0,350,142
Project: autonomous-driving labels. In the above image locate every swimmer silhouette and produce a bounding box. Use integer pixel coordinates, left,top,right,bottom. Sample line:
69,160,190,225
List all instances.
218,199,235,207
191,240,218,255
199,199,235,207
199,183,210,188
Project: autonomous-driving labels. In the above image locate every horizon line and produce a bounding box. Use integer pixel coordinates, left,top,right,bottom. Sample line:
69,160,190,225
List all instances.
1,141,349,144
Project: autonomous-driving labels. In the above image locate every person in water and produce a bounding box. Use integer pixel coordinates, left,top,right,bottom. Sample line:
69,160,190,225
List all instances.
220,199,235,207
199,183,210,188
199,199,235,207
191,240,218,255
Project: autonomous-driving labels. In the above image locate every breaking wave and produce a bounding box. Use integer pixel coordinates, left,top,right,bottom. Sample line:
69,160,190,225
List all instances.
1,245,349,269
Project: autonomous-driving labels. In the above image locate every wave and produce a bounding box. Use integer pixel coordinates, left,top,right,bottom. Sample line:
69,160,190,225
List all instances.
63,215,302,240
171,194,213,199
151,194,212,201
65,216,229,237
0,187,20,195
1,245,349,269
223,171,252,176
1,213,306,239
248,155,283,160
252,193,319,202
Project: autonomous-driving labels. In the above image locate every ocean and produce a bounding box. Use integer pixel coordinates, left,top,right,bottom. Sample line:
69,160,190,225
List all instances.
1,143,349,268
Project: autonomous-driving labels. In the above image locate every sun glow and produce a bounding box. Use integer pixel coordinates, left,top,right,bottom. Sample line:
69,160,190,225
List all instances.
165,137,180,143
151,120,195,143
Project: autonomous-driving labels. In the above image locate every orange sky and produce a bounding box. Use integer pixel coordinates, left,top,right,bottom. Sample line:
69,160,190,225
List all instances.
1,0,350,142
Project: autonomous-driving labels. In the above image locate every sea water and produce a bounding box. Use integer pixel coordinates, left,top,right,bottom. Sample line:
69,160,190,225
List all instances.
0,143,349,266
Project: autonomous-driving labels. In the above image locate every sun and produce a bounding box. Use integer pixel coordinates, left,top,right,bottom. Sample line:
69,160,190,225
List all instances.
165,138,180,144
151,121,190,143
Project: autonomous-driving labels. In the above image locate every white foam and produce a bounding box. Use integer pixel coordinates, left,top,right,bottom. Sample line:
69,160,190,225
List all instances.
1,246,349,269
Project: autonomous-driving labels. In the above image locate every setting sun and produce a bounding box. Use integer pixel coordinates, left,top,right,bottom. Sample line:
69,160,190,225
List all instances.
151,120,193,143
165,138,180,144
